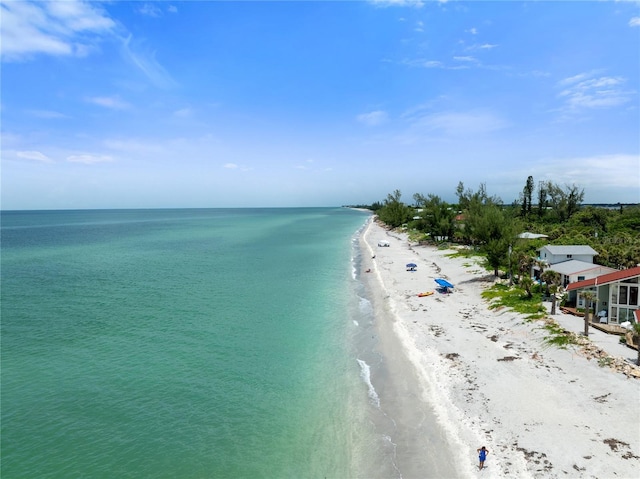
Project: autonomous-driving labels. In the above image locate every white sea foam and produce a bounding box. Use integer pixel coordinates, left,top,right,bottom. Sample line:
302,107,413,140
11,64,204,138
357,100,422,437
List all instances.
358,295,372,313
357,358,380,408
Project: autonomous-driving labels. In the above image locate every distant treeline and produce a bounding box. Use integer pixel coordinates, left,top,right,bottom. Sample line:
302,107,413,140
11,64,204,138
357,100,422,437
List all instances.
347,177,640,274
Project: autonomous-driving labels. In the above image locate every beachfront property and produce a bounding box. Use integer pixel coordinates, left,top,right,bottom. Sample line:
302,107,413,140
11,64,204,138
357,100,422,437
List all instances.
536,245,608,287
538,244,599,265
566,266,640,325
548,261,618,288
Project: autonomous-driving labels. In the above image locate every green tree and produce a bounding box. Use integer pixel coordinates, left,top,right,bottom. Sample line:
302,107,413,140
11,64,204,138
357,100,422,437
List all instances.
377,190,411,229
537,180,548,218
544,181,584,222
484,235,513,277
520,275,534,299
456,182,503,245
413,193,456,241
569,206,610,235
521,175,534,217
469,204,518,276
514,252,535,298
566,184,584,219
609,205,640,233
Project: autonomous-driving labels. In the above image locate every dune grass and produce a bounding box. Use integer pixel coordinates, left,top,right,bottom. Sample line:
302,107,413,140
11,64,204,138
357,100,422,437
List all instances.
481,283,547,320
542,321,578,349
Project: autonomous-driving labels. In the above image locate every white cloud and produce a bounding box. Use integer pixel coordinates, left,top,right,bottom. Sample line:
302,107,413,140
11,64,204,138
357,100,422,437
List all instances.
223,162,253,172
167,5,178,14
369,0,425,8
558,72,593,86
422,60,444,68
557,73,633,111
294,159,316,170
137,3,162,18
357,110,389,126
103,138,168,157
16,150,53,163
453,56,477,63
404,55,498,70
86,96,130,110
46,1,114,31
120,34,177,89
0,0,115,61
173,108,193,118
26,109,68,119
404,59,445,69
629,17,640,27
467,27,478,35
67,154,113,164
404,109,508,138
528,154,640,190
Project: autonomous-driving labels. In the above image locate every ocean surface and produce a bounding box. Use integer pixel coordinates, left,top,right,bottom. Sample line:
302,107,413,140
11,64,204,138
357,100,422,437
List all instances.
1,207,412,478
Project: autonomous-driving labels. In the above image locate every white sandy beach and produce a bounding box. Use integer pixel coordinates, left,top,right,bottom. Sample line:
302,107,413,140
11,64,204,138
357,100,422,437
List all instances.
359,218,640,479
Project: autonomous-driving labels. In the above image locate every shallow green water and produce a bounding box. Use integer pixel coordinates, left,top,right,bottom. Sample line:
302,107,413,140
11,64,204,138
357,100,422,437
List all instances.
1,208,375,478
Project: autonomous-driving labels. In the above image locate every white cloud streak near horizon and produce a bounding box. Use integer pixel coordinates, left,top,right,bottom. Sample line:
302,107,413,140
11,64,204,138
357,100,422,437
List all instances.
16,150,53,163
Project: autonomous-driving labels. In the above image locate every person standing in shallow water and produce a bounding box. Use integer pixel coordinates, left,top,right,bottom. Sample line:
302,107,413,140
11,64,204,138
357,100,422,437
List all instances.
477,446,489,470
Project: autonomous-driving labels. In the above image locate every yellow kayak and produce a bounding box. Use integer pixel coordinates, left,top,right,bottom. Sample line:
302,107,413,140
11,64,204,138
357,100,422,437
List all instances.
417,291,434,297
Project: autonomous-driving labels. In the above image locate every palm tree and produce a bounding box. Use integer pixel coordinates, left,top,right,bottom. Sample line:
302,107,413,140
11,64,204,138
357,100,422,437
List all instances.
516,252,534,278
534,258,548,277
581,291,597,337
541,270,561,315
515,252,535,297
520,275,534,299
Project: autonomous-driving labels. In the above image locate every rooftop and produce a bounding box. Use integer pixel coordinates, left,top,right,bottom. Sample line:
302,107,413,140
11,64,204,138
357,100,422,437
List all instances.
540,245,599,256
566,265,640,291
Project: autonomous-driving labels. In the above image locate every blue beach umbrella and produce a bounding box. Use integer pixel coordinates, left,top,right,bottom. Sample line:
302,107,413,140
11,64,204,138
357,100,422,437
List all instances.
435,278,454,289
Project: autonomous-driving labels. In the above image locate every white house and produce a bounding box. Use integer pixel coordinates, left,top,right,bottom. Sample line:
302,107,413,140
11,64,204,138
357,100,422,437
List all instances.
538,245,599,265
536,245,612,288
549,261,617,288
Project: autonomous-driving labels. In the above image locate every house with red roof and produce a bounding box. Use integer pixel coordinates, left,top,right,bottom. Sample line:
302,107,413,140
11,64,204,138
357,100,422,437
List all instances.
566,266,640,325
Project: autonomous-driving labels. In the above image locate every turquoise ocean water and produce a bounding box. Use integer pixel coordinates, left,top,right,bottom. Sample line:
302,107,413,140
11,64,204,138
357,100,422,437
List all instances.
1,208,389,478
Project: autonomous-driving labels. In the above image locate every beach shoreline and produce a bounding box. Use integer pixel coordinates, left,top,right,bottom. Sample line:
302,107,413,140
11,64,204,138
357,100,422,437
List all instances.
358,217,640,478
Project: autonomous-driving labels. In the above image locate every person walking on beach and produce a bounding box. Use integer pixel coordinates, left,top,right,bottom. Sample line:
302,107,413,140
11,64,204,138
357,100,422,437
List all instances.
477,446,489,470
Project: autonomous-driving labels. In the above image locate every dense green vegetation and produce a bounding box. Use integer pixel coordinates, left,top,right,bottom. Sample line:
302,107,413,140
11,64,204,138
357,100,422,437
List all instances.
481,283,547,320
365,177,640,275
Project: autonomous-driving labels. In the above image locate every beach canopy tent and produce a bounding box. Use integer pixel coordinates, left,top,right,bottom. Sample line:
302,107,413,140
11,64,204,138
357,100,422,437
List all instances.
378,240,390,247
435,278,454,289
406,263,417,271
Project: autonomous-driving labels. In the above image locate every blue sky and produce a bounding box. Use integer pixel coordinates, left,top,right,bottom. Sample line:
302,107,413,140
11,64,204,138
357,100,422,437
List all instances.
2,0,639,209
